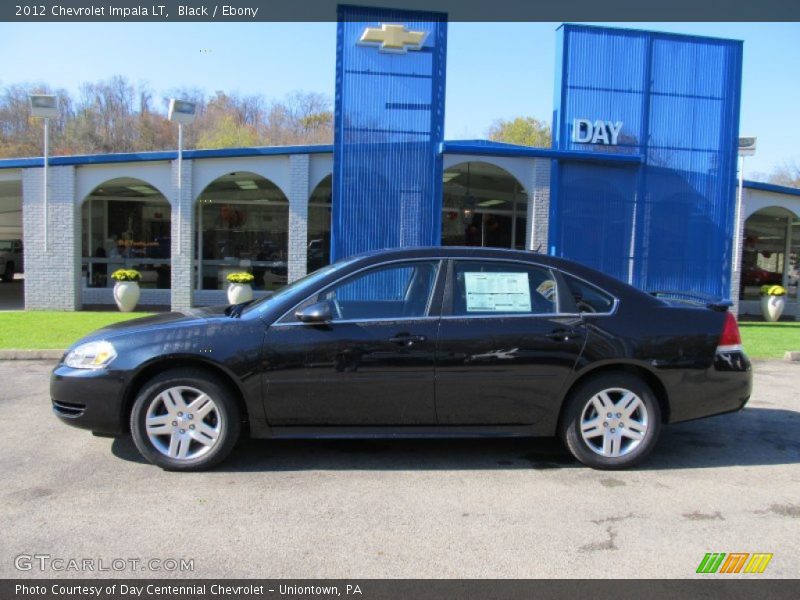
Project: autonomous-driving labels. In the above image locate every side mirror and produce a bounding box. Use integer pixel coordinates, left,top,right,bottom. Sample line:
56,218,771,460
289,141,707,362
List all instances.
295,301,332,324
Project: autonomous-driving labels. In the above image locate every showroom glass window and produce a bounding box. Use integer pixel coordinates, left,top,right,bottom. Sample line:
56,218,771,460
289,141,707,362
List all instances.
740,208,799,301
195,173,289,291
451,261,557,316
80,180,172,289
308,175,332,274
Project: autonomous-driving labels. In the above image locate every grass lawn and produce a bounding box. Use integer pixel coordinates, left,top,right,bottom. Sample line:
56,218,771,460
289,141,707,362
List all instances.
0,311,153,349
739,321,800,360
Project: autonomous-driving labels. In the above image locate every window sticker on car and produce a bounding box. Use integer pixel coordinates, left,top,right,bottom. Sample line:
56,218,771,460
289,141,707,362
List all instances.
464,272,531,312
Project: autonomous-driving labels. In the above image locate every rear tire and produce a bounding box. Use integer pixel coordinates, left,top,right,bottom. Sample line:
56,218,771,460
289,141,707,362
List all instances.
560,373,661,470
1,262,13,283
130,368,241,471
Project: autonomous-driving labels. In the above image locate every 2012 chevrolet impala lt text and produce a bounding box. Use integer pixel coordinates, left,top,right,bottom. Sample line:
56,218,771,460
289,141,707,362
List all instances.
51,247,752,471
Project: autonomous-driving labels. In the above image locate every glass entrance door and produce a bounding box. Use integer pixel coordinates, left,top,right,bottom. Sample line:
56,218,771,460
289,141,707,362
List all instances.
441,162,528,250
453,211,514,247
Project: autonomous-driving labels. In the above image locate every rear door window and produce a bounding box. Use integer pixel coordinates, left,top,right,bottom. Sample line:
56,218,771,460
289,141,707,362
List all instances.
452,261,557,316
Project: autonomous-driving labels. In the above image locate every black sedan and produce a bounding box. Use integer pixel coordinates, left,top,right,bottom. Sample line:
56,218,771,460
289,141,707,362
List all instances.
51,247,752,471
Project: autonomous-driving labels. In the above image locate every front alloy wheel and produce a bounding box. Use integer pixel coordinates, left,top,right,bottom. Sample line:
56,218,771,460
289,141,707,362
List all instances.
145,386,222,460
130,369,241,471
562,373,661,470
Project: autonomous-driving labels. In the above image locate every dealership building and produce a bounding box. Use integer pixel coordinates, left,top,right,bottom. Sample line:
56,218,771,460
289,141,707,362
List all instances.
0,15,798,317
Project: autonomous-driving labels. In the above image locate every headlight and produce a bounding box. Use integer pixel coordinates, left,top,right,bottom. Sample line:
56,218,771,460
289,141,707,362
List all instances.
64,341,117,369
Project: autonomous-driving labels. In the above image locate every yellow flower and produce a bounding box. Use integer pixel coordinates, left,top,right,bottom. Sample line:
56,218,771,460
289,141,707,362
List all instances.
762,285,786,296
226,272,254,284
110,269,141,282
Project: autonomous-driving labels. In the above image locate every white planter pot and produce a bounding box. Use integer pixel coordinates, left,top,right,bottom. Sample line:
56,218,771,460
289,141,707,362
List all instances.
227,283,253,304
113,281,140,313
760,295,786,322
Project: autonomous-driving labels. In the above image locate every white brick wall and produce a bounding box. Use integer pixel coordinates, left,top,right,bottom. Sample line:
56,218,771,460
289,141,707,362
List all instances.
524,158,551,253
170,158,194,311
22,165,81,310
729,188,746,317
287,154,310,283
83,287,171,307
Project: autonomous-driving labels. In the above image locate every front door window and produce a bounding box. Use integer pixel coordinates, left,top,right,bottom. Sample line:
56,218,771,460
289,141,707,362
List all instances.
319,261,440,321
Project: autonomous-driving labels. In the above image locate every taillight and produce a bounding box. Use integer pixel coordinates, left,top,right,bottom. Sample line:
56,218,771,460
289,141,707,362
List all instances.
717,311,742,352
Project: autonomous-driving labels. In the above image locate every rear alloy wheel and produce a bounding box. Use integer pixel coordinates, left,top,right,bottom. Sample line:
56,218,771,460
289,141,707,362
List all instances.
130,369,241,471
561,373,661,470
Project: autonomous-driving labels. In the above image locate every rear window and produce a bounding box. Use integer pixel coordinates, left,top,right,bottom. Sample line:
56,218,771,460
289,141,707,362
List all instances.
563,274,615,314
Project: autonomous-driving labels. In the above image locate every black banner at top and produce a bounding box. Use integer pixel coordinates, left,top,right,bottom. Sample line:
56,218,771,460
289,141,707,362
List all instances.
2,0,800,22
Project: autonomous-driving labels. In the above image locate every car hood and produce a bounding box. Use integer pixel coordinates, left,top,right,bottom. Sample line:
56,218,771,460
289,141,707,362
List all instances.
74,306,231,345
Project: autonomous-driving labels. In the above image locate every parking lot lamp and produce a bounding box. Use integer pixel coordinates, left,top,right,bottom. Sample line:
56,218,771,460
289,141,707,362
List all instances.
168,99,198,256
29,94,60,252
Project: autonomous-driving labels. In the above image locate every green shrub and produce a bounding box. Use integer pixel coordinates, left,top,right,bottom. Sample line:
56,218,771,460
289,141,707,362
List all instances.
760,285,786,296
110,269,141,282
226,272,255,284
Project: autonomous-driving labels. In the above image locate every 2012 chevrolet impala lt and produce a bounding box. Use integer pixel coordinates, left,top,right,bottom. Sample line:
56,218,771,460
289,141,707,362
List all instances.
51,247,752,471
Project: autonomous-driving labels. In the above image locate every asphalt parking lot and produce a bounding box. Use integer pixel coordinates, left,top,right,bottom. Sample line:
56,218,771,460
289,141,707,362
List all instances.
1,360,798,579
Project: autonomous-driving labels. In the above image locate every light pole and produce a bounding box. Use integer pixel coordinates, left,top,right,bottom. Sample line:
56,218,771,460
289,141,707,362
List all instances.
29,94,59,252
733,137,756,306
168,99,197,257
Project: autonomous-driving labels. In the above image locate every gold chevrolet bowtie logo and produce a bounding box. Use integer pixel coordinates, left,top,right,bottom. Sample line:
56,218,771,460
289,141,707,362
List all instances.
359,24,428,53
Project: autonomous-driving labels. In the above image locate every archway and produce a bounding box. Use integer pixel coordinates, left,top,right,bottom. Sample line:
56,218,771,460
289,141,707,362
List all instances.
195,171,289,292
741,206,799,301
441,162,528,250
308,174,332,273
81,177,172,292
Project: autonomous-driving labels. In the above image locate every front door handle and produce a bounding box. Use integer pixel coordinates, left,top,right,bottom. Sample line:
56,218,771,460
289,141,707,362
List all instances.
546,328,577,342
389,334,427,346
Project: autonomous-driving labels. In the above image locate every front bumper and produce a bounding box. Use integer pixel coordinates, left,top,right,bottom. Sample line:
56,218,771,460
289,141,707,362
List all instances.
50,364,128,435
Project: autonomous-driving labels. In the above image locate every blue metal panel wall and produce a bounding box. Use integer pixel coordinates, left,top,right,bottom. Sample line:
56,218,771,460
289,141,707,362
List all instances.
332,5,447,262
551,25,742,298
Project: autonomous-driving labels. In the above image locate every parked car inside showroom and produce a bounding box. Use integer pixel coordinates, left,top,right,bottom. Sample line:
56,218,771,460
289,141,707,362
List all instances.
51,247,752,471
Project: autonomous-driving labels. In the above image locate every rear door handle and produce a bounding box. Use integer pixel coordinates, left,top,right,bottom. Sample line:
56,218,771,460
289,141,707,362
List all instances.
546,328,577,342
389,334,427,345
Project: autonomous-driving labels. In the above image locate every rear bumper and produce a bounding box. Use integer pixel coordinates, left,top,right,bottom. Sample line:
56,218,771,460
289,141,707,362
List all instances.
664,351,752,424
50,365,127,435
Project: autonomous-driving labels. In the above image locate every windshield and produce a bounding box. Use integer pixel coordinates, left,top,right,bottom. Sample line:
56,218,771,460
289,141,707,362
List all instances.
0,241,13,251
242,257,358,315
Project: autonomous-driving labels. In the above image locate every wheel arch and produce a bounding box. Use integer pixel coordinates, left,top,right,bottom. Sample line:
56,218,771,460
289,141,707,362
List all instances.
121,356,251,433
556,363,671,433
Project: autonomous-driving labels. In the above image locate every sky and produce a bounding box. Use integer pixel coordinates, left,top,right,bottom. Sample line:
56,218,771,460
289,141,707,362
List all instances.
0,20,798,179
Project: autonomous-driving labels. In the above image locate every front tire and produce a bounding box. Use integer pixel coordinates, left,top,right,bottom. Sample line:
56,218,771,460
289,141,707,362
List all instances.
130,369,241,471
560,373,661,470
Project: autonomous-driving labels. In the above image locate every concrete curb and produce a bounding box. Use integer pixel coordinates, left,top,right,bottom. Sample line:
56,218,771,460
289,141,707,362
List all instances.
0,349,64,360
785,351,800,362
